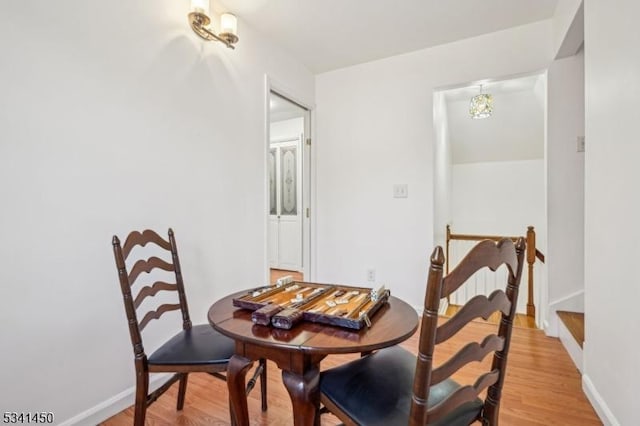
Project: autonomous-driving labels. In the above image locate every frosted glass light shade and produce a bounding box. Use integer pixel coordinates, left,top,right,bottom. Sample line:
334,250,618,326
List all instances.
469,93,493,119
220,13,238,36
191,0,210,15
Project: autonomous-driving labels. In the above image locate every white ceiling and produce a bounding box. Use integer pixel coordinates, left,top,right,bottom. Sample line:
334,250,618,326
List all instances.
442,73,543,102
218,0,558,73
443,74,546,164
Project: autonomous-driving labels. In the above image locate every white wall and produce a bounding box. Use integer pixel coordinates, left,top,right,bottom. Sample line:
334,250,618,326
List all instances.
545,51,585,336
271,117,304,141
432,92,452,247
583,1,640,425
0,1,314,423
448,89,545,164
315,21,554,307
451,160,545,237
552,0,584,57
450,160,545,314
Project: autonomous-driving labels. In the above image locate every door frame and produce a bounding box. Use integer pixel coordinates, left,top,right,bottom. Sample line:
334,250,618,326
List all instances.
263,75,316,283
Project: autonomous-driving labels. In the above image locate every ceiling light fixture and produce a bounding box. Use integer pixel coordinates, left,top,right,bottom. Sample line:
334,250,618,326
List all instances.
469,85,493,119
188,0,239,49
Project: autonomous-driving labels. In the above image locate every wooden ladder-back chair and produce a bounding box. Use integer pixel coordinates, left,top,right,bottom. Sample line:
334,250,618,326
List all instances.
112,228,267,425
319,238,525,425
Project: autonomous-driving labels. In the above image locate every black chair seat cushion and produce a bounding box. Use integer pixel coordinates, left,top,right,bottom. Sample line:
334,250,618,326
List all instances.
320,345,483,426
148,324,234,366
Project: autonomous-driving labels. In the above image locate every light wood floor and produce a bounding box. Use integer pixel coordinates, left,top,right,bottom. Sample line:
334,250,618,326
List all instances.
270,269,303,284
557,311,585,349
102,319,600,425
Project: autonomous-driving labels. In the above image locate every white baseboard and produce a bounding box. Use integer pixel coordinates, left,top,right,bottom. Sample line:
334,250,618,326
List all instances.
557,315,583,373
58,373,170,426
582,373,620,426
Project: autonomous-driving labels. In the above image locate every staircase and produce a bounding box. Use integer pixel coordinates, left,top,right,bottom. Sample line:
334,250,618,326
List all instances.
557,310,584,372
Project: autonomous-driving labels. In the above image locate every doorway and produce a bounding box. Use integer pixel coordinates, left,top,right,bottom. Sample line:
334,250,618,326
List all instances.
432,73,547,327
267,90,311,283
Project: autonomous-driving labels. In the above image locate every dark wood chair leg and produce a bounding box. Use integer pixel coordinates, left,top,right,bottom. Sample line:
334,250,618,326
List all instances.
134,369,149,426
484,387,500,425
177,373,189,410
259,358,268,412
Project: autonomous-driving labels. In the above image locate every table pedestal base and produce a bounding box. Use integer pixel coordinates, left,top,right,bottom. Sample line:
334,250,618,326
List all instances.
227,353,322,426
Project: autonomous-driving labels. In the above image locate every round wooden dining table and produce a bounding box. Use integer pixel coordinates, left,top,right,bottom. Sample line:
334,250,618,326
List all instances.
208,290,419,426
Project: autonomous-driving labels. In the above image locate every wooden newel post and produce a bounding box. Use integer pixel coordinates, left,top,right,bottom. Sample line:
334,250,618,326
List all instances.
526,226,536,318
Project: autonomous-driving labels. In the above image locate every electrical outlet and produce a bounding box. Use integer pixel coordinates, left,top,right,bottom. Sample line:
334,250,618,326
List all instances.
367,269,376,282
393,184,408,198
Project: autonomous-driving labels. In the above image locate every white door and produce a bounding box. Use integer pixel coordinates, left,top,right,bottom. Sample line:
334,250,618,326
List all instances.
269,138,303,270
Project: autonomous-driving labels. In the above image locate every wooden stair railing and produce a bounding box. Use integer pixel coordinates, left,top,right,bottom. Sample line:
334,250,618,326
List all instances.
445,225,545,319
